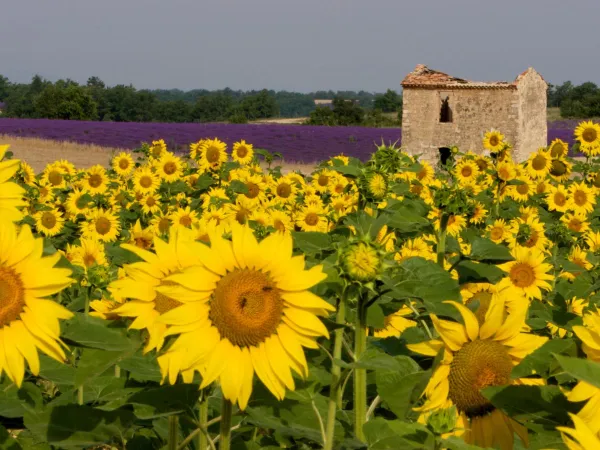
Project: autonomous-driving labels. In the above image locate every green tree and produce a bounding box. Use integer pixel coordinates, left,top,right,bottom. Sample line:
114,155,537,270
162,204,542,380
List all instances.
239,89,279,120
192,93,234,122
155,100,193,123
34,82,98,120
374,89,401,112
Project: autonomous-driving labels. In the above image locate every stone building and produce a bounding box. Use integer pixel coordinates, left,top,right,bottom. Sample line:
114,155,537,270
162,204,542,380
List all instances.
400,64,547,163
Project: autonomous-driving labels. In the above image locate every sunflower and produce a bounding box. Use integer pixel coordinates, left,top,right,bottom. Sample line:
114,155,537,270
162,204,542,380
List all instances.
295,204,328,232
170,206,199,229
133,167,160,195
129,220,154,250
329,174,349,196
64,188,90,216
509,175,535,203
568,182,596,215
149,139,168,159
567,311,600,436
0,220,73,387
585,230,600,252
574,120,600,156
201,187,229,209
549,158,572,182
155,153,183,182
483,130,505,153
526,148,552,178
18,161,36,186
0,154,26,222
497,247,553,300
506,216,549,252
454,160,479,184
155,224,332,409
496,161,516,182
311,169,336,194
110,152,133,176
140,193,161,215
548,138,569,159
269,209,293,235
429,209,467,237
70,238,108,271
83,208,121,243
469,202,488,225
366,173,387,199
547,297,587,337
34,207,65,237
199,138,227,172
546,184,570,212
240,174,267,204
558,413,600,450
40,163,67,189
486,219,514,243
82,165,109,195
416,161,435,184
373,305,416,338
534,179,548,195
202,205,231,229
150,211,172,236
561,212,590,234
408,297,546,449
271,175,297,205
232,140,254,165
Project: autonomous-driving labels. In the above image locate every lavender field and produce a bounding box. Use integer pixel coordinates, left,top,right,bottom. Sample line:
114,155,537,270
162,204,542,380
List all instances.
0,118,581,161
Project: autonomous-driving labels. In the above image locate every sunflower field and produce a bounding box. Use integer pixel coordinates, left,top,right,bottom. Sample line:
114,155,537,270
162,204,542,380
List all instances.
1,122,600,450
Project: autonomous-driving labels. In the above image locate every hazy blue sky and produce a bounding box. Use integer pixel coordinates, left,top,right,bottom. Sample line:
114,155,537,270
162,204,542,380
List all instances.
1,0,598,92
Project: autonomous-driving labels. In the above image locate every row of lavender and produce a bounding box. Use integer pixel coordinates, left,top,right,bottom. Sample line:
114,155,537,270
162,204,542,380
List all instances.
0,118,578,161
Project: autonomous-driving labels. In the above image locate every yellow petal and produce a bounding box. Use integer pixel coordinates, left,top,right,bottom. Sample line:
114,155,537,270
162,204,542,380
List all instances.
446,301,479,341
407,339,444,357
479,296,506,340
431,315,468,352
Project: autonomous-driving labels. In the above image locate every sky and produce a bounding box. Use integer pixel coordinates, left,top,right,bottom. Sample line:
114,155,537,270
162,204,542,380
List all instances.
1,0,598,93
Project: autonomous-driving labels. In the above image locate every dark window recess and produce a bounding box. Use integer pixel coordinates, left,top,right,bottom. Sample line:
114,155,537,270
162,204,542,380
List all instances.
440,96,452,123
439,147,451,165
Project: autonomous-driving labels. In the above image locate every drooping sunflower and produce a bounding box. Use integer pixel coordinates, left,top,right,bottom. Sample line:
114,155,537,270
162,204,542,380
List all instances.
149,139,168,159
83,208,121,243
373,305,416,338
112,152,134,177
496,161,516,182
408,297,547,449
497,247,553,300
155,224,332,409
574,120,600,156
0,220,73,387
526,148,552,179
0,152,26,222
549,158,572,182
546,184,570,212
18,161,36,186
110,227,217,353
567,310,600,436
155,153,183,182
548,138,569,159
34,207,65,237
199,138,227,172
232,140,254,165
568,182,596,215
133,167,161,195
82,165,109,195
483,130,505,153
585,230,600,252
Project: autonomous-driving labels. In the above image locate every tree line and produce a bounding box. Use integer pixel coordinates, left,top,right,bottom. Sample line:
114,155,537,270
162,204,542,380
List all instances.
547,81,600,118
0,75,402,124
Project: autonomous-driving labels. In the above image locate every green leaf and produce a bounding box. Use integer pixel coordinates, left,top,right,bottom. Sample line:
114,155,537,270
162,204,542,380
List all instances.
342,350,420,371
511,339,576,379
75,346,140,388
455,260,506,284
366,303,386,329
0,381,44,418
38,355,76,386
376,361,425,419
387,207,431,233
291,231,332,254
117,352,162,382
62,313,139,351
125,384,202,419
440,436,492,450
364,417,433,449
229,179,249,194
554,354,600,389
23,405,135,448
467,237,514,263
194,174,214,190
0,425,22,450
331,163,361,178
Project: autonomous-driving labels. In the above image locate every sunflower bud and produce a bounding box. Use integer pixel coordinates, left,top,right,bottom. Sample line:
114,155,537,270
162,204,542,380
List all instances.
426,406,458,436
342,242,383,282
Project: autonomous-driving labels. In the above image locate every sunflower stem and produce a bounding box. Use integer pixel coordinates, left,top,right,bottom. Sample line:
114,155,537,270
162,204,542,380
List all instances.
168,415,179,450
114,365,121,378
324,291,347,450
219,398,233,450
77,385,84,405
198,391,209,450
353,296,368,442
436,214,449,268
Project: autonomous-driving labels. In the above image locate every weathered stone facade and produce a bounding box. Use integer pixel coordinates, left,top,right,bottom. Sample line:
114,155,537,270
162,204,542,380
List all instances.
401,65,547,163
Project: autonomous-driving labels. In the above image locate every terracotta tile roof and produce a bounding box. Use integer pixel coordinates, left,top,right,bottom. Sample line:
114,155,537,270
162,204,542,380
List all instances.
401,64,517,90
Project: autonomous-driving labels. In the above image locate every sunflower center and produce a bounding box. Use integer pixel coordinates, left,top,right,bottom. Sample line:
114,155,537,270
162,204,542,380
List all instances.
568,218,582,232
531,155,547,171
134,237,152,249
461,166,472,177
146,196,156,207
274,219,286,232
516,183,529,195
417,168,427,180
536,182,546,194
509,262,536,288
318,175,329,187
88,174,103,188
411,184,423,195
154,290,183,314
83,253,97,268
592,173,600,188
236,146,249,158
553,192,566,206
48,170,63,186
305,213,319,226
245,182,260,199
119,159,130,170
163,162,177,175
489,136,499,147
448,339,512,417
574,191,587,206
550,143,566,158
139,176,154,189
179,215,192,227
0,267,26,326
582,128,598,143
550,160,567,177
158,218,170,234
498,167,510,181
41,212,57,229
276,183,292,198
476,159,488,171
95,217,112,235
209,268,283,347
490,226,504,241
206,147,220,163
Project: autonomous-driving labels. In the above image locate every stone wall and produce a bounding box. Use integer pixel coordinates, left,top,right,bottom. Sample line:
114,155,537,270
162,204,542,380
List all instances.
402,88,520,163
515,69,548,161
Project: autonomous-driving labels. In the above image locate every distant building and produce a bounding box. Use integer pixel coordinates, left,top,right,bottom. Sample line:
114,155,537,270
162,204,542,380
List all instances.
401,64,547,163
314,99,334,109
